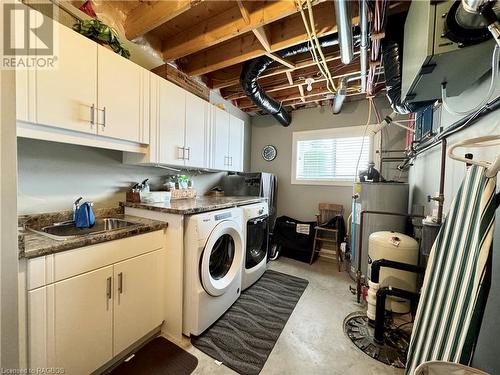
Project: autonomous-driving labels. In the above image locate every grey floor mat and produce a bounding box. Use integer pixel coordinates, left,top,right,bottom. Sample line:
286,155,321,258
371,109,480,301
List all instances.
191,269,309,375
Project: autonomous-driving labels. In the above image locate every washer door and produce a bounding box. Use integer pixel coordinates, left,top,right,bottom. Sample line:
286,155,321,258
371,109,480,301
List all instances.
200,220,243,297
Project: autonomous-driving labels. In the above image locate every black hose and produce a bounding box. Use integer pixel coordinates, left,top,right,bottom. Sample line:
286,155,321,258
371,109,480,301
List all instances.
240,31,360,127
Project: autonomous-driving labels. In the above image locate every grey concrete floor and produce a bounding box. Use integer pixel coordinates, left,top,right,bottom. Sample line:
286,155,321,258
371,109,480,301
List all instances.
176,257,404,375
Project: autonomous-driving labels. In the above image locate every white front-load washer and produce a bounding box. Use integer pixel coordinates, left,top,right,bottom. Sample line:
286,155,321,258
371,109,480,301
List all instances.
183,207,243,336
241,202,269,291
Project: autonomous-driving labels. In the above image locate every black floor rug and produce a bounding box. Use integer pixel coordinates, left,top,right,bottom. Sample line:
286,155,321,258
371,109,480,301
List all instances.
191,270,309,375
110,337,198,375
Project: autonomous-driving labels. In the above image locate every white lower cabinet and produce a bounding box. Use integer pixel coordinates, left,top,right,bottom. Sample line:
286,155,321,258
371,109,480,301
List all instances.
113,251,164,355
27,235,166,375
53,266,114,375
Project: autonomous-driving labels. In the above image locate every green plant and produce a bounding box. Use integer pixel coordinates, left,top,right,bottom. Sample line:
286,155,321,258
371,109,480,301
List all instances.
73,19,130,59
177,175,190,183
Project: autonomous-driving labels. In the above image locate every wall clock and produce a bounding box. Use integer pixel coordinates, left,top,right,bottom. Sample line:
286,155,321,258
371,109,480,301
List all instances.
262,145,277,161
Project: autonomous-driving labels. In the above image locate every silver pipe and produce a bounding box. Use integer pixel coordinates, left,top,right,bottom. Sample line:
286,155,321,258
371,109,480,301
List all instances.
360,0,369,93
332,77,348,114
334,0,354,64
332,68,384,114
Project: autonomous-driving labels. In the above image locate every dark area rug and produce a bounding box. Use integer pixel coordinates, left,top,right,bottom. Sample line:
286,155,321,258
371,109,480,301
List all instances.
110,336,198,375
191,269,309,375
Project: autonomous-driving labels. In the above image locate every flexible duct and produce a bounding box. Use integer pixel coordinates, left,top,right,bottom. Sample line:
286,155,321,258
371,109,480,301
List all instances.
335,0,354,64
241,31,359,126
381,40,433,114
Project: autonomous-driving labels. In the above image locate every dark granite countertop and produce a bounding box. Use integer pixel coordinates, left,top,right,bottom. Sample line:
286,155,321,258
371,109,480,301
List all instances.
18,207,168,259
122,196,266,215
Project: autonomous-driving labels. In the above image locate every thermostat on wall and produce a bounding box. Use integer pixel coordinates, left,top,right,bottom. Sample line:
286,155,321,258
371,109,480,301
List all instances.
262,145,277,161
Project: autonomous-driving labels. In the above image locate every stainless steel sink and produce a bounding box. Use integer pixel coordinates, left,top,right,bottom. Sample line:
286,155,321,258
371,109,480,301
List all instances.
29,218,139,241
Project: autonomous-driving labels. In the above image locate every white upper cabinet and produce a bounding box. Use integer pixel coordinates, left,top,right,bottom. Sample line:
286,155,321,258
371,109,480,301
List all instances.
17,21,149,150
158,78,186,166
212,106,231,170
211,106,244,172
185,92,208,168
229,116,244,172
36,22,97,134
97,45,149,144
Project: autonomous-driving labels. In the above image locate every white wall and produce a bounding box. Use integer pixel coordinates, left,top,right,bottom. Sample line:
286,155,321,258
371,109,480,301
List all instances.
250,97,407,221
0,68,20,368
17,138,225,215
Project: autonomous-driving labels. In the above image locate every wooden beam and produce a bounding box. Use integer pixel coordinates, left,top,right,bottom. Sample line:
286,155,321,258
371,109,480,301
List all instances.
180,1,336,76
162,0,307,62
125,0,195,40
286,71,294,86
237,0,251,24
265,52,295,70
297,85,306,102
252,26,272,52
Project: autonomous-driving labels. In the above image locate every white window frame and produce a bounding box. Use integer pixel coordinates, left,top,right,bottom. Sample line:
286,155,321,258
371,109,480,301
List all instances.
291,125,376,186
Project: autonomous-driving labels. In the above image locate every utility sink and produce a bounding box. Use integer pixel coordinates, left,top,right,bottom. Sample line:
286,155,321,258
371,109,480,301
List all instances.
29,218,139,241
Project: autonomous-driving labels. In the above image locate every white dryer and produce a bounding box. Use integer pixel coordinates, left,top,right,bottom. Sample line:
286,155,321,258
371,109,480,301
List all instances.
241,202,269,291
183,207,243,336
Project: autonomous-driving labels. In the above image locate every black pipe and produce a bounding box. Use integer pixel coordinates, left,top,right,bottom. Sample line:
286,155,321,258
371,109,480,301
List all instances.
374,286,420,343
370,259,426,284
240,31,360,126
355,210,425,303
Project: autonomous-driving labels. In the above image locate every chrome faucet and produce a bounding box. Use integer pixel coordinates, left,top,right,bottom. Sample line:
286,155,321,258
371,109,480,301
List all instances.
73,197,83,221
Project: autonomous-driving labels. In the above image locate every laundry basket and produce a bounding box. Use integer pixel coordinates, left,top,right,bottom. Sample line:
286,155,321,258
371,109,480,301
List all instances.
414,361,489,375
273,216,316,263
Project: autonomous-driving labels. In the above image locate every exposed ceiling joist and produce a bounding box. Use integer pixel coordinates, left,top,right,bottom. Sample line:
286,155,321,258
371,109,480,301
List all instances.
286,71,294,85
162,0,310,62
223,62,360,101
265,52,296,69
179,1,336,76
125,0,195,40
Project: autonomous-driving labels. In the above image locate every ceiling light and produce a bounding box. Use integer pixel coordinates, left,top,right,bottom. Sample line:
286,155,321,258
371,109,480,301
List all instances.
305,77,315,92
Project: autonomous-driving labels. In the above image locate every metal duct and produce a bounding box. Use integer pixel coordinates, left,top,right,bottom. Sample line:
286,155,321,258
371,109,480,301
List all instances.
332,68,384,114
381,40,433,114
332,77,348,114
240,31,360,126
335,0,354,64
359,0,369,92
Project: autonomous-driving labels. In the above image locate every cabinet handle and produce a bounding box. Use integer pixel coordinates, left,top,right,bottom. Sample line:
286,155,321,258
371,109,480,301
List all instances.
90,104,95,127
229,156,233,166
177,146,185,160
106,277,112,299
118,272,123,294
185,147,191,160
97,107,106,129
224,156,228,166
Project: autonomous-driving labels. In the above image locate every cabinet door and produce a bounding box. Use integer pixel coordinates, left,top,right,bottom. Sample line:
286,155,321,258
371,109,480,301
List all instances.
36,22,97,134
229,115,244,172
185,92,208,168
53,266,113,375
212,106,230,170
97,45,145,143
113,250,164,355
158,80,186,166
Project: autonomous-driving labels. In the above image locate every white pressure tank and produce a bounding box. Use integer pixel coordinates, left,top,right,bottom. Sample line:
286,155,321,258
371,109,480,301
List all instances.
367,231,419,316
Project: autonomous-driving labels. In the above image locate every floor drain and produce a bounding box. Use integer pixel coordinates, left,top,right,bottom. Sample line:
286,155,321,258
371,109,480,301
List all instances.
343,311,410,368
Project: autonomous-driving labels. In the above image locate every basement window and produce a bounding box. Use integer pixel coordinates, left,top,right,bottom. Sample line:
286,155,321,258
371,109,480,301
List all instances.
291,126,374,186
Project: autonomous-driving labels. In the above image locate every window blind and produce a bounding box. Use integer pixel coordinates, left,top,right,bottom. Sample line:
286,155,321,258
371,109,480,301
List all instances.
296,136,369,180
